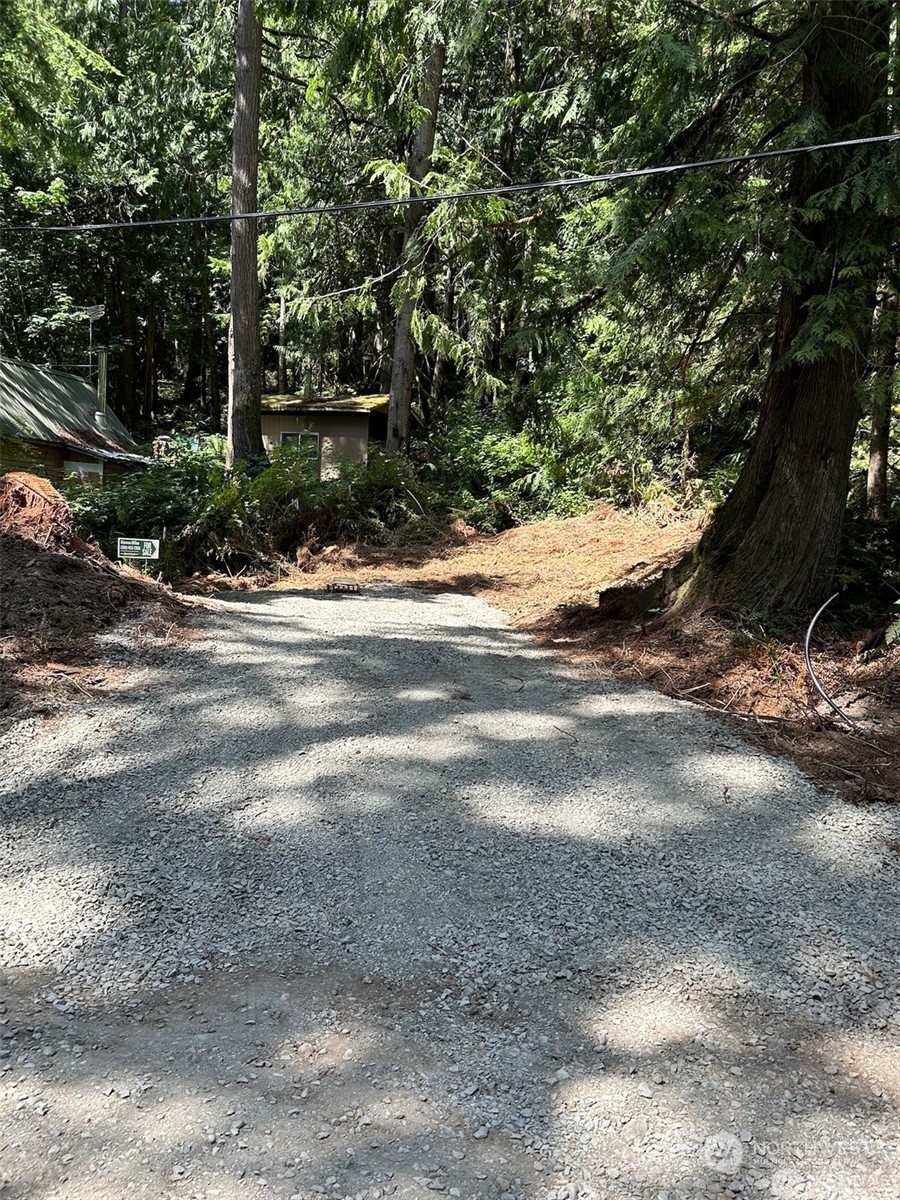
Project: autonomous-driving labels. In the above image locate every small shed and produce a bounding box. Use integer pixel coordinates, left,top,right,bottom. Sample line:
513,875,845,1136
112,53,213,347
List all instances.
260,393,388,480
0,358,149,482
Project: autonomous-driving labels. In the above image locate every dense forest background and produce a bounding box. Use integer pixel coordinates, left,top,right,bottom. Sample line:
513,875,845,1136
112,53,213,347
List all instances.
1,0,898,612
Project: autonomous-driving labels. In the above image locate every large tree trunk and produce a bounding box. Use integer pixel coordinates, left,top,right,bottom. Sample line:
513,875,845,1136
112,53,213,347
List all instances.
227,0,264,469
386,43,445,455
675,3,892,615
867,293,897,520
118,255,139,428
142,299,156,424
430,261,454,412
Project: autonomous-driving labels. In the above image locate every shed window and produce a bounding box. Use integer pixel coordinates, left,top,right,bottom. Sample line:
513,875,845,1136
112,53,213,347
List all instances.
63,459,104,483
281,431,320,459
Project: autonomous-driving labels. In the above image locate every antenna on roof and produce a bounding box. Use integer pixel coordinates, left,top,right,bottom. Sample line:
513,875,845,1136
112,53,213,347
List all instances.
95,347,108,429
84,304,104,382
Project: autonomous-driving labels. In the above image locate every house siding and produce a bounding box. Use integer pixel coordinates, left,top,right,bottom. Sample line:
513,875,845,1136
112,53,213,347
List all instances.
260,412,369,479
0,437,133,485
0,437,67,481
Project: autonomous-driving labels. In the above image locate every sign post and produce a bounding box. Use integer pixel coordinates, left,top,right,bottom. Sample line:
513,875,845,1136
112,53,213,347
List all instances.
117,537,160,560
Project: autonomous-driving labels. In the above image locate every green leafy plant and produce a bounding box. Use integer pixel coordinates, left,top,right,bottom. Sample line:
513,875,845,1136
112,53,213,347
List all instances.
64,447,437,580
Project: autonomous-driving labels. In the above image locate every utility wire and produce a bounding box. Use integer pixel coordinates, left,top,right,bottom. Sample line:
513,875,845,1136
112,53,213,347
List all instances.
2,134,898,235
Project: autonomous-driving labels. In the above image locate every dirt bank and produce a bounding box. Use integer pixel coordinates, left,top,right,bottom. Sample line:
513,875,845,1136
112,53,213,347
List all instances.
0,473,189,716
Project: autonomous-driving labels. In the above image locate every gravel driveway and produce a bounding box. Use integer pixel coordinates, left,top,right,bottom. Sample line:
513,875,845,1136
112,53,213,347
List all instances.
1,585,899,1200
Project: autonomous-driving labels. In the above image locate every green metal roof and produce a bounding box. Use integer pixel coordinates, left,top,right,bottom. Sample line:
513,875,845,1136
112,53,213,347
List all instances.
0,358,145,461
261,392,389,415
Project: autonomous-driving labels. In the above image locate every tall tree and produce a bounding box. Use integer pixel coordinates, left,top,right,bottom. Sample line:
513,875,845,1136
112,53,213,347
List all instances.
867,287,897,521
228,0,265,468
386,42,445,454
672,1,895,613
0,1,232,429
0,1,111,147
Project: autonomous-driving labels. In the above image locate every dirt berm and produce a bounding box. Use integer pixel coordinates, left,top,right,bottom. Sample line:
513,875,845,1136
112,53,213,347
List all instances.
0,472,182,714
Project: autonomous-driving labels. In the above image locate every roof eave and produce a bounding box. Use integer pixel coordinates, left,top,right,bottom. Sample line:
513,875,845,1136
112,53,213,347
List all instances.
3,430,152,465
262,404,379,416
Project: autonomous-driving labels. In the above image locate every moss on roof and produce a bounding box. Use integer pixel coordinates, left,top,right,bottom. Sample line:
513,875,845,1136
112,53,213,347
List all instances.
261,392,389,415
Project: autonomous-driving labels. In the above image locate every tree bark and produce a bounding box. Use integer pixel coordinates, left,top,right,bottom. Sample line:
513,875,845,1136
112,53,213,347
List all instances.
675,3,893,615
430,261,454,412
227,0,264,469
142,299,156,424
386,42,445,455
182,329,204,412
867,293,897,521
277,294,288,394
337,319,364,388
205,309,222,433
193,217,221,432
118,255,139,428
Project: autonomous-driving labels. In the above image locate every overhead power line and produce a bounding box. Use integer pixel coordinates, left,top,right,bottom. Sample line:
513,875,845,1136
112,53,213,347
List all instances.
3,133,898,235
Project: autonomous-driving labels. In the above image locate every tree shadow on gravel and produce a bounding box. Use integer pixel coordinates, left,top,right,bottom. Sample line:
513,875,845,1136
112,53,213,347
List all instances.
1,586,898,1200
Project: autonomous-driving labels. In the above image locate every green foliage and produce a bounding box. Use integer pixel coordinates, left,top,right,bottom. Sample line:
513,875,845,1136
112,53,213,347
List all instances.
6,0,900,599
64,448,435,579
425,402,591,532
0,1,114,147
0,0,232,430
836,512,900,610
63,449,223,578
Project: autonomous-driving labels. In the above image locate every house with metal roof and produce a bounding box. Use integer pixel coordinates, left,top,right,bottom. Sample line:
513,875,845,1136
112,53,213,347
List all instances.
0,358,149,482
260,392,388,479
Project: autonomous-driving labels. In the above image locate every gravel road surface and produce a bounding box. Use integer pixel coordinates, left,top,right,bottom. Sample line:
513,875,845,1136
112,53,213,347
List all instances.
1,585,899,1200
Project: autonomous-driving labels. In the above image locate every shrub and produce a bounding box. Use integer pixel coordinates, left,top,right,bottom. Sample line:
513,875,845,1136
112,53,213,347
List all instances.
425,403,594,533
63,446,436,579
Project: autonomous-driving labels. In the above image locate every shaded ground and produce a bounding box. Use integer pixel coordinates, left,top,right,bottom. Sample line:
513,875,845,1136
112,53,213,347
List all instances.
268,508,897,805
528,606,899,807
1,586,899,1200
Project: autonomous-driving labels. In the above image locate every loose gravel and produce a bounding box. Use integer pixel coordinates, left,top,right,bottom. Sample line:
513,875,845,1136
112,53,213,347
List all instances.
1,584,899,1200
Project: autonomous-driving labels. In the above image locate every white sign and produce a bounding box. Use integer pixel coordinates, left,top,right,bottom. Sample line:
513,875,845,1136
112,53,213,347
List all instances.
117,537,160,560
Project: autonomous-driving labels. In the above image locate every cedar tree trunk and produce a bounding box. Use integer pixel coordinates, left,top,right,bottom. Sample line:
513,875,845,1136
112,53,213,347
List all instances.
118,253,139,428
227,0,264,469
193,217,221,432
277,295,288,394
430,260,454,412
142,298,156,424
386,43,445,455
676,3,893,615
867,293,897,520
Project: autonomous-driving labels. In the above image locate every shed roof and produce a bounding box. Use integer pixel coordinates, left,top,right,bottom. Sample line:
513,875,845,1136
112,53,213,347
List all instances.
0,358,147,463
261,392,389,416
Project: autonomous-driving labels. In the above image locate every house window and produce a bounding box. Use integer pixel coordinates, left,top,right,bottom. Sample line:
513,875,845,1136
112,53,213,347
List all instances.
281,431,320,460
63,459,103,483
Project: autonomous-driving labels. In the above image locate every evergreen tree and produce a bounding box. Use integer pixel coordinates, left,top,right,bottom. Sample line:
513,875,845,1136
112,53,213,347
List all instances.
228,0,265,468
674,2,896,612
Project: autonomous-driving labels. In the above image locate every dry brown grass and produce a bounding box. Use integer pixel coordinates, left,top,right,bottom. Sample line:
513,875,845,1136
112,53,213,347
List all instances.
280,502,700,618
